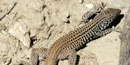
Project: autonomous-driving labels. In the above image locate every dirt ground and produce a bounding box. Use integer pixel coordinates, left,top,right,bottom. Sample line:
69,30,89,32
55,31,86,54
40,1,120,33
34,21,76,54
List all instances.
0,0,129,65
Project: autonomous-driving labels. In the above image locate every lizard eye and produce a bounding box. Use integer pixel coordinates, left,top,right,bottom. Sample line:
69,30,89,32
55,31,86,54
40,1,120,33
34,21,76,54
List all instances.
96,8,101,12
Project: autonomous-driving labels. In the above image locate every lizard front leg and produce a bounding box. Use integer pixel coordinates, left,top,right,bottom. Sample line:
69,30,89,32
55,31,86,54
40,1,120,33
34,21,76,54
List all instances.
82,3,104,23
95,28,112,37
95,26,122,37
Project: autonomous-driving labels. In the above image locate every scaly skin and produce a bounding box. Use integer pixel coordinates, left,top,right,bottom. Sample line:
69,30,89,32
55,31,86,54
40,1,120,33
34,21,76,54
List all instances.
45,8,121,65
19,7,121,65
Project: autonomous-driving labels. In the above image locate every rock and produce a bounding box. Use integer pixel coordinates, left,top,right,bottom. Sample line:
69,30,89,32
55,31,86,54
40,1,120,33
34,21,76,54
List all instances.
118,5,130,65
0,0,129,65
8,22,30,47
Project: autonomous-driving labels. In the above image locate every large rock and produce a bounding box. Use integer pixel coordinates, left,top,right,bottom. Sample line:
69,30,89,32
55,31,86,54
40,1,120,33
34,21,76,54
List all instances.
118,4,130,65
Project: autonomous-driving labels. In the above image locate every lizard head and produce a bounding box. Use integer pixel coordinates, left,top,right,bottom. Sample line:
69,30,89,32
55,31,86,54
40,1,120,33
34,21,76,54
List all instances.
96,8,121,30
104,8,121,18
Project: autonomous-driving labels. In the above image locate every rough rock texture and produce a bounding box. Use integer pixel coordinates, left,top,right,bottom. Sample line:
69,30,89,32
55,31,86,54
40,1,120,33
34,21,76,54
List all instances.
118,4,130,65
0,0,129,65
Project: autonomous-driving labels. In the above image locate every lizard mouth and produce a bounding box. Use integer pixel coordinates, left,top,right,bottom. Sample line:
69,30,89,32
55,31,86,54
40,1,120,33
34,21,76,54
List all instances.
114,9,121,14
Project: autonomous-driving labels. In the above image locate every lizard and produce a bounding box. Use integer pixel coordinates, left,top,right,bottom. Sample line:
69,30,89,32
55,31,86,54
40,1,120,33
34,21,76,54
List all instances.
19,5,121,65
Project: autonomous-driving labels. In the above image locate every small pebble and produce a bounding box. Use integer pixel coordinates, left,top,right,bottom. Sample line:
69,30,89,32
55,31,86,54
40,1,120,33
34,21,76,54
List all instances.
8,22,31,47
79,0,84,4
85,3,94,9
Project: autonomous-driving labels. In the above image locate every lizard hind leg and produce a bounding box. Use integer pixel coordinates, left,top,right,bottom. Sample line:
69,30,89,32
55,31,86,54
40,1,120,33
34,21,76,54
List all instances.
30,47,48,65
68,50,77,65
18,48,48,65
58,49,77,65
